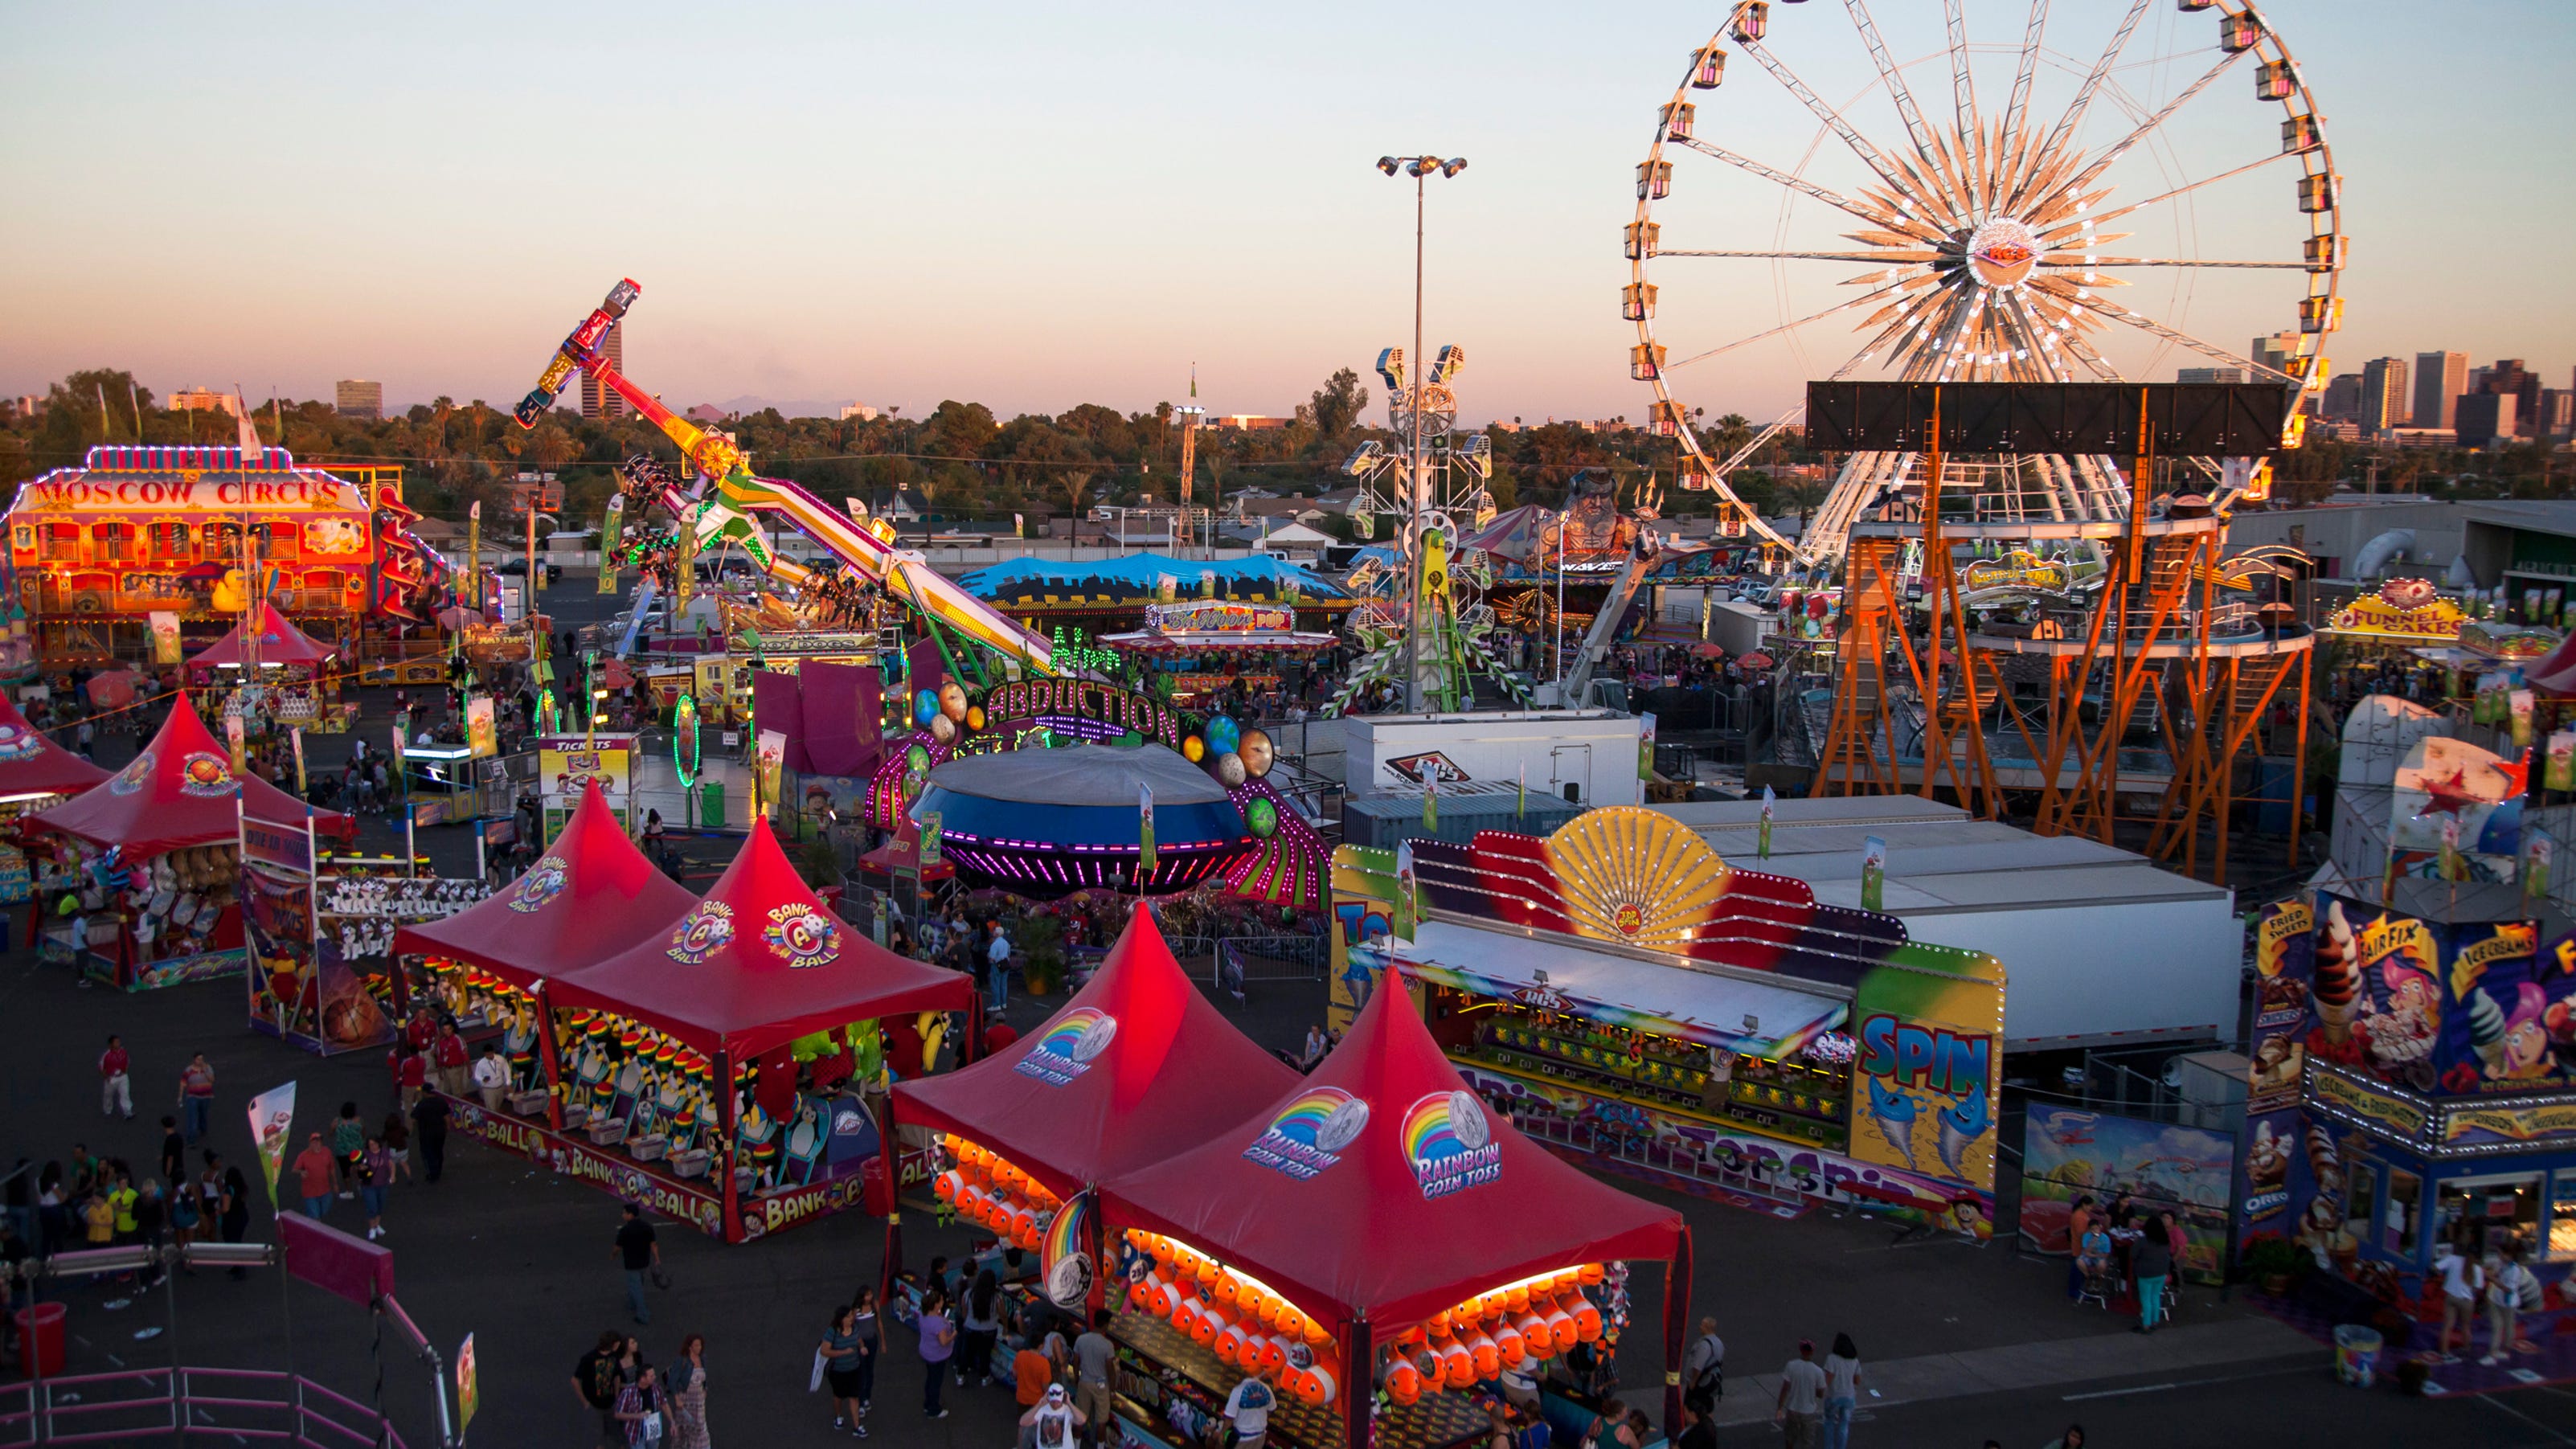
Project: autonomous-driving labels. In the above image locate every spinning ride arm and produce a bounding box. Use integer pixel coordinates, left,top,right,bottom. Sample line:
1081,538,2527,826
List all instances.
517,280,1053,677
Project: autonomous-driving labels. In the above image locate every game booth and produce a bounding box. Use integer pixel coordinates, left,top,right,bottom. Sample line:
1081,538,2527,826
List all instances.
396,788,978,1242
186,600,353,732
25,694,350,990
1329,808,2007,1239
885,906,1300,1314
0,691,109,905
240,813,497,1058
1097,973,1693,1449
1096,600,1341,710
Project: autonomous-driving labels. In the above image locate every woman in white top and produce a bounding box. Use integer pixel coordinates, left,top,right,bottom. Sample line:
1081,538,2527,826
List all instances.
2484,1249,2534,1366
1820,1332,1862,1449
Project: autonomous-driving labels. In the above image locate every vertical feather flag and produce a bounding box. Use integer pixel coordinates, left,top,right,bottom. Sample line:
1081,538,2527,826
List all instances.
1419,757,1437,831
1759,784,1775,860
1516,761,1526,821
1138,782,1157,875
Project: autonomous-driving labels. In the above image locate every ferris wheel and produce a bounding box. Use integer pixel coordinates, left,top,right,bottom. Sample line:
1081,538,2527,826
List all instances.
1628,0,2344,569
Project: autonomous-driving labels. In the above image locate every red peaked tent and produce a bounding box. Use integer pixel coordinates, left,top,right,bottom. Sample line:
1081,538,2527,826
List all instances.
894,909,1300,1199
30,695,351,856
391,781,696,983
186,600,338,673
0,692,109,800
1100,976,1690,1437
547,820,972,1061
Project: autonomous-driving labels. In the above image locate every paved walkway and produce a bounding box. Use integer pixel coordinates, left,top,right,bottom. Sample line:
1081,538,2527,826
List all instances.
1709,1315,2321,1426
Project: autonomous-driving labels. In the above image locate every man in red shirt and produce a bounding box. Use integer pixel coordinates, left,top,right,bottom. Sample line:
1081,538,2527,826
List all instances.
293,1132,337,1219
396,1050,428,1113
433,1025,469,1097
99,1034,133,1119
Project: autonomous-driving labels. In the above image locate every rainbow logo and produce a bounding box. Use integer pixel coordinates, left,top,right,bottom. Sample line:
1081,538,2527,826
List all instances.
1014,1007,1118,1087
1401,1090,1501,1200
0,723,41,762
1040,1191,1095,1308
107,749,157,796
1243,1087,1370,1181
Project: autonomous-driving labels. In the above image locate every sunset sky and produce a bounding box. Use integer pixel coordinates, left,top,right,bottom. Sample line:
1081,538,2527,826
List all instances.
4,1,2567,425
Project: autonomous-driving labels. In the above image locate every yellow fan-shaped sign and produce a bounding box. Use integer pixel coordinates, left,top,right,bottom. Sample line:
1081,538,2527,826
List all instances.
1542,806,1730,951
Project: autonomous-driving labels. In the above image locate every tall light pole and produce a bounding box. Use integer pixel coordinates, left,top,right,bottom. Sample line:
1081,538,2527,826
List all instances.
1378,153,1466,712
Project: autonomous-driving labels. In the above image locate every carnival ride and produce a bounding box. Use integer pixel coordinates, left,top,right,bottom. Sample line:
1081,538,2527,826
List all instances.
516,280,1332,909
1628,0,2340,567
1621,3,2340,881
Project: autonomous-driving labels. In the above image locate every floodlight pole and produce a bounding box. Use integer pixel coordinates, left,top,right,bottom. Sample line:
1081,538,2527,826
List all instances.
1401,165,1428,712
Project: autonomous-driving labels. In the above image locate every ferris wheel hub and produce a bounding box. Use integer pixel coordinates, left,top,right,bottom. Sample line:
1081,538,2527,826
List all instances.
1964,219,2042,289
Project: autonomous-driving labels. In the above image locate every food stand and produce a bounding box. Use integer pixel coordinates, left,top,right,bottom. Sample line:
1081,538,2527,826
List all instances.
0,691,109,904
1100,980,1692,1449
1329,808,2007,1238
25,695,350,990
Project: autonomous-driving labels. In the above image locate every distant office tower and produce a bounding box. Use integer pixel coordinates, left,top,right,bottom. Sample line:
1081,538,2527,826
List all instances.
579,324,627,420
839,403,879,422
168,386,243,417
335,379,383,420
2251,331,2302,378
2540,389,2574,441
2320,373,2361,421
2177,366,2244,384
2480,359,2542,436
2359,358,2409,431
2413,350,2467,429
2456,392,2518,448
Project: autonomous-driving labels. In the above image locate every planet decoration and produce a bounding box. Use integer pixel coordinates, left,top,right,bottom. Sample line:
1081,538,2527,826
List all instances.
905,743,932,775
1247,797,1279,837
1204,716,1242,757
966,705,985,732
1238,729,1273,778
1182,735,1206,763
914,690,940,727
930,715,958,745
939,681,969,722
1214,752,1247,788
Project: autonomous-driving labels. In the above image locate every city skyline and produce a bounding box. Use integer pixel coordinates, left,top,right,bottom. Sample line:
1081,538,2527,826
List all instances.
3,1,2570,424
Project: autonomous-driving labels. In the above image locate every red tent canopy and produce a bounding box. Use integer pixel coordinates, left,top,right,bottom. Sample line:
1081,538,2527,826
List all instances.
2526,631,2576,696
0,692,109,800
894,910,1300,1199
1100,975,1684,1329
187,601,337,671
391,782,696,986
29,695,351,857
547,821,972,1061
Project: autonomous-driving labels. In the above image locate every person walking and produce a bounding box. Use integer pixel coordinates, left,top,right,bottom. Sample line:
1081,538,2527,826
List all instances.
1773,1339,1825,1449
2485,1247,2534,1366
411,1090,451,1182
667,1333,711,1449
2131,1214,2174,1334
382,1111,413,1184
358,1136,392,1241
1681,1316,1723,1412
159,1116,186,1188
1820,1332,1861,1449
293,1132,336,1219
575,1329,626,1449
100,1034,133,1119
615,1202,660,1326
821,1304,871,1438
330,1103,365,1199
2432,1236,2480,1362
612,1363,669,1448
1072,1309,1115,1449
917,1288,956,1419
178,1053,216,1143
985,921,1014,1014
216,1157,251,1277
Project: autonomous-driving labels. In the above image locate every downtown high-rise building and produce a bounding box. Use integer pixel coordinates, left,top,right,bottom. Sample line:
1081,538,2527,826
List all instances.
2413,350,2467,429
2251,331,2302,379
335,379,383,420
2177,366,2244,384
579,323,627,420
2359,357,2409,432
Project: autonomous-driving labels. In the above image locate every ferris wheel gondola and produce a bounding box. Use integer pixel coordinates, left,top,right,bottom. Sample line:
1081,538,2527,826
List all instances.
1629,0,2344,571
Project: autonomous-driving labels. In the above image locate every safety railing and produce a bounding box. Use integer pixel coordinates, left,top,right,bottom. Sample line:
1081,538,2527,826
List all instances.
0,1366,409,1447
1213,935,1326,991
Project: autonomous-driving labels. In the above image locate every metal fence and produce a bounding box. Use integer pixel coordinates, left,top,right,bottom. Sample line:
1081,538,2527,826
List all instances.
0,1366,411,1447
1214,935,1327,991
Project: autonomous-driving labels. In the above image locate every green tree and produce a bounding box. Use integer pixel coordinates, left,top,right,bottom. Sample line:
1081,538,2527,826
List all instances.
924,399,998,461
1308,368,1370,440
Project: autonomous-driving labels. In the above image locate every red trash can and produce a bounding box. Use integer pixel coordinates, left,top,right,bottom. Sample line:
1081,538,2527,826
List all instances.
13,1301,67,1377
